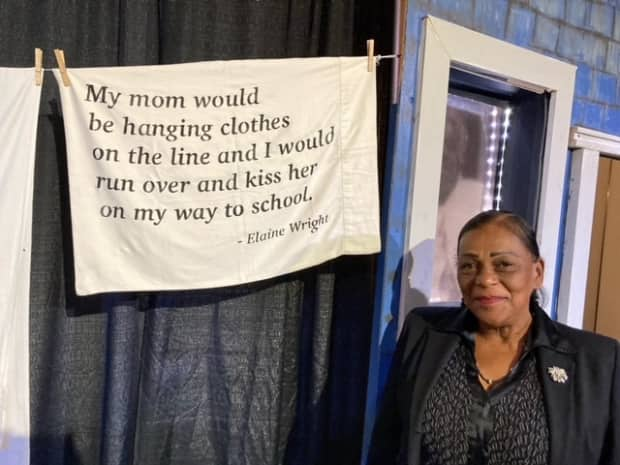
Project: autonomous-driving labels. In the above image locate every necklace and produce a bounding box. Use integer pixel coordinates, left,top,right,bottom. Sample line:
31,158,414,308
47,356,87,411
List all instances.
474,331,529,387
476,362,518,387
476,368,500,386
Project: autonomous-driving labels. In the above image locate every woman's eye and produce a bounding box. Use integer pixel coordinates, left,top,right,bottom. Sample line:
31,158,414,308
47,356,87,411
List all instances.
495,261,513,270
458,262,475,272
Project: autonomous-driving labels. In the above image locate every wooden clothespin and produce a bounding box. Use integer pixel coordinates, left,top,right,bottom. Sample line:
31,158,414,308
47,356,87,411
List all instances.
367,39,375,72
54,49,71,86
34,48,43,86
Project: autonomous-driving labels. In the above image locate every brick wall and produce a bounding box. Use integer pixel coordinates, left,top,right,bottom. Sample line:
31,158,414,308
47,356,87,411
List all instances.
409,0,620,134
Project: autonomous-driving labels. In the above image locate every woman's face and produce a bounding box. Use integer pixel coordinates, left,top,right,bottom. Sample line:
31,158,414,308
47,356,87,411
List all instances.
457,222,544,329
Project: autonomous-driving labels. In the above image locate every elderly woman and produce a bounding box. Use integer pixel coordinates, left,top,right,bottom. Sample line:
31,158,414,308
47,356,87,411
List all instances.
369,210,619,465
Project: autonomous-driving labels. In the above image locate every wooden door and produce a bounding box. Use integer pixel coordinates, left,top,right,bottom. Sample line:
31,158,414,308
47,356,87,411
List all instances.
584,157,620,340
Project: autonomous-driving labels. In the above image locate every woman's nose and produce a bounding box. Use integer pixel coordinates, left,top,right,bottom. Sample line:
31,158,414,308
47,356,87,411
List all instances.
475,265,497,285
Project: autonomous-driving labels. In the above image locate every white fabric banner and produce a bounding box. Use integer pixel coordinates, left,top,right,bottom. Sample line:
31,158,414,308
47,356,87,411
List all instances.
54,57,380,295
0,67,41,464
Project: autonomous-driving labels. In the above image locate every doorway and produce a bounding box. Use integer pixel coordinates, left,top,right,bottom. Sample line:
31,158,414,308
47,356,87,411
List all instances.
584,156,620,340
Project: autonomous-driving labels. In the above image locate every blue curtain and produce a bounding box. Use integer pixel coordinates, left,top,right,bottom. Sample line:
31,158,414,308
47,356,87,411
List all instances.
0,1,391,464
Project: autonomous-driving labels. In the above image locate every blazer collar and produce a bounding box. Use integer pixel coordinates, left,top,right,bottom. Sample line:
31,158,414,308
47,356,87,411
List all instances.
530,304,577,354
427,304,577,355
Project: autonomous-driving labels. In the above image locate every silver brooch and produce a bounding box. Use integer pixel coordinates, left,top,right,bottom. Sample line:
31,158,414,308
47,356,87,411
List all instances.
547,366,568,383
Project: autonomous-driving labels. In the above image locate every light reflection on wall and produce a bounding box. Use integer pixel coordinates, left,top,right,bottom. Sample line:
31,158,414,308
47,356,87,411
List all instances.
430,93,510,303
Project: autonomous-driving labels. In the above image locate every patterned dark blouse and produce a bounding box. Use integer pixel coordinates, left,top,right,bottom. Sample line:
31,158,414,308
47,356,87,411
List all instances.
420,340,549,465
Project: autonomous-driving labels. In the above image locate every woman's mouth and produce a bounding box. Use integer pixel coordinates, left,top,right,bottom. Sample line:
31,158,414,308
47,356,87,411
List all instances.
475,296,506,306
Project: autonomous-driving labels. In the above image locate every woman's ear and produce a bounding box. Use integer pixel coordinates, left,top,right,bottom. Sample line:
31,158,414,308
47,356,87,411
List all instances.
534,258,545,287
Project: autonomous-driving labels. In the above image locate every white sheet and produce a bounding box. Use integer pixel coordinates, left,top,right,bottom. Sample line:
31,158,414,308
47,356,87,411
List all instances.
0,67,42,465
54,57,380,295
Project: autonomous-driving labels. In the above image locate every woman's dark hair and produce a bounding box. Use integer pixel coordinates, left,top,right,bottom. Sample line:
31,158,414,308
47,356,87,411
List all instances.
457,210,543,307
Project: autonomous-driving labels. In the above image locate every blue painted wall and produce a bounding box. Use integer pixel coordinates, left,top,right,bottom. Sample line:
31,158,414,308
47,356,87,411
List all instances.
413,0,620,130
362,0,620,462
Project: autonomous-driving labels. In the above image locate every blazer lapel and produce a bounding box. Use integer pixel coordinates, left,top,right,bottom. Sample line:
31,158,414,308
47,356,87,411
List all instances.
537,346,576,465
406,329,460,465
408,329,460,433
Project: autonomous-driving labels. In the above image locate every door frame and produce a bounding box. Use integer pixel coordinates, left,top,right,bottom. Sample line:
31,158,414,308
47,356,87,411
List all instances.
559,126,620,328
398,16,576,324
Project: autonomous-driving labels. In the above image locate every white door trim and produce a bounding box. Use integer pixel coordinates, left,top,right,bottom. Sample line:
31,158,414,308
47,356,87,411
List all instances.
400,16,576,324
559,126,620,328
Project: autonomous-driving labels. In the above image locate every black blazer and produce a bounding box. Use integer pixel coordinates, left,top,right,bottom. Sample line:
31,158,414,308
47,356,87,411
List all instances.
368,305,619,465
